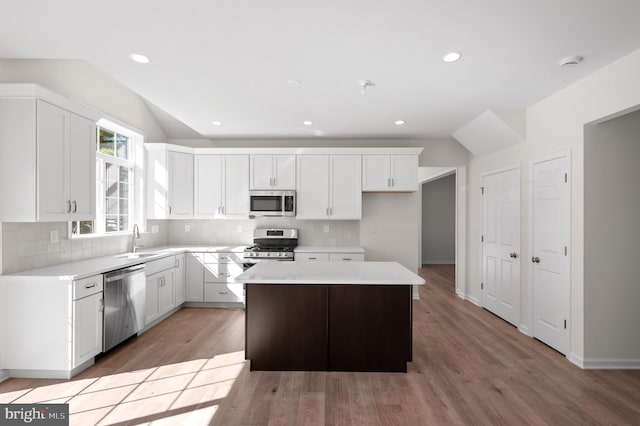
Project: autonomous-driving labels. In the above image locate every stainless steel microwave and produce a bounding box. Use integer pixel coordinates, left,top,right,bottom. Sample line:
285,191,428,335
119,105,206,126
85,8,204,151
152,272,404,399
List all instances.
249,190,296,217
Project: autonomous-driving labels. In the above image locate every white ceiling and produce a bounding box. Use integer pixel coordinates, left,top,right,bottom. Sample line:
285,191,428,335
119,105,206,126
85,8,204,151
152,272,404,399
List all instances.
1,0,639,139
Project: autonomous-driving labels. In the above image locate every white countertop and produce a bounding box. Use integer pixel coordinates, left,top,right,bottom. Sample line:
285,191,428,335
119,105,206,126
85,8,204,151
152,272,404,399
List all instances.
294,246,365,253
236,261,425,285
0,245,247,281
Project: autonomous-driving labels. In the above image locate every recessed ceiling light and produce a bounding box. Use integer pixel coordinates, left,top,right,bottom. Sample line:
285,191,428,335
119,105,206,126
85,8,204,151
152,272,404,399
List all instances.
443,52,461,63
129,53,150,64
395,120,405,126
212,121,222,126
287,80,302,88
303,121,313,126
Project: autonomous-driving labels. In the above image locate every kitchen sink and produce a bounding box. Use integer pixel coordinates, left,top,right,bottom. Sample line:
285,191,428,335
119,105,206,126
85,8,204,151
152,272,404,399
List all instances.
116,252,159,259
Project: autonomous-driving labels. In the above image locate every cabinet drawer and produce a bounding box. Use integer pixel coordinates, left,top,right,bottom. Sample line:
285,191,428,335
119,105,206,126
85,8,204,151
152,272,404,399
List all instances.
296,253,329,261
203,262,243,283
329,253,365,262
73,275,104,300
203,252,243,264
204,283,244,303
145,256,176,275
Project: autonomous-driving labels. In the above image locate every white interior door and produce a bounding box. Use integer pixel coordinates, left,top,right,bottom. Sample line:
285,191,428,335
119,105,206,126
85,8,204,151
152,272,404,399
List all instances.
530,152,570,354
482,167,521,327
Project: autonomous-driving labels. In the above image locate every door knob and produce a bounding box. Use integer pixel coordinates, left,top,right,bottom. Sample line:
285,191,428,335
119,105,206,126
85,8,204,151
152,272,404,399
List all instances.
509,253,518,259
532,256,540,263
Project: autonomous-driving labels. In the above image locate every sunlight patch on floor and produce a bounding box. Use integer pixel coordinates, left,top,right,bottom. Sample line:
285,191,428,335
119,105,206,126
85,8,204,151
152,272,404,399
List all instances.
0,351,246,425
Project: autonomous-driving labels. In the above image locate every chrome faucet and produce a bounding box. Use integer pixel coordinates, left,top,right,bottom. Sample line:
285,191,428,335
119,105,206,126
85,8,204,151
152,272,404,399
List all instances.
132,224,144,253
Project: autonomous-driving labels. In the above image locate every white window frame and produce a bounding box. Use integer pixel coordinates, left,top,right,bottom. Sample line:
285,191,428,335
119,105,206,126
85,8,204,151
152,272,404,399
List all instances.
69,118,145,239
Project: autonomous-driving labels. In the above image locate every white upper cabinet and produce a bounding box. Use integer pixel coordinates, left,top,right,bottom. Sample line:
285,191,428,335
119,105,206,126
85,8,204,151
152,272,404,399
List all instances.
146,146,194,219
362,155,418,192
250,154,296,190
297,155,361,220
0,96,97,222
195,154,249,218
168,151,194,217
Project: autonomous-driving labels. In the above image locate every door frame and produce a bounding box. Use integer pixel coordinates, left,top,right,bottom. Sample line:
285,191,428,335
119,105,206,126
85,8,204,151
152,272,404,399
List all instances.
528,148,571,351
479,164,521,321
418,166,464,298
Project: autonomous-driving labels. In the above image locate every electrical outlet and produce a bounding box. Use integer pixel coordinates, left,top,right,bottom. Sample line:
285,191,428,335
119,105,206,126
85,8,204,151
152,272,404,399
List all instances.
50,230,59,243
185,224,191,232
371,225,376,234
237,225,243,233
151,225,159,234
323,225,330,233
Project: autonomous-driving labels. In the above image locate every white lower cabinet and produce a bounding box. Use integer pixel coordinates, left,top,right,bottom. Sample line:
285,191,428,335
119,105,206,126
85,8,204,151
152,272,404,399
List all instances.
73,291,104,368
296,252,330,261
204,283,244,303
0,273,103,378
145,269,175,326
186,253,205,302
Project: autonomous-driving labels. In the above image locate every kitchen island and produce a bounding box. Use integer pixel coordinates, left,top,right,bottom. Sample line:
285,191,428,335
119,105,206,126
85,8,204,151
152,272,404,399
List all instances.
236,261,425,373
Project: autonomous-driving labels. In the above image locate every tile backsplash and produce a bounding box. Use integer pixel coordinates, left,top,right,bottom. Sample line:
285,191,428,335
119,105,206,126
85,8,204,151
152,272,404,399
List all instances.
1,218,359,274
1,220,168,274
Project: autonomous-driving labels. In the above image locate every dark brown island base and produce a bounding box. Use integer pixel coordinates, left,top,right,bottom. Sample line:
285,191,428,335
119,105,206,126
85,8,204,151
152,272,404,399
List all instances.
236,261,425,373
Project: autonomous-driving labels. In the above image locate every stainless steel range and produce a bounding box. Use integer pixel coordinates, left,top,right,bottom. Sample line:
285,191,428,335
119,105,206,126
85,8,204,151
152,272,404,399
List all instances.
243,228,298,267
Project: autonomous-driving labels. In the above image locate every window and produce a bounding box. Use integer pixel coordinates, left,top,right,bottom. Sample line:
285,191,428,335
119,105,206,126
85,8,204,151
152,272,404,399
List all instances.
71,121,142,237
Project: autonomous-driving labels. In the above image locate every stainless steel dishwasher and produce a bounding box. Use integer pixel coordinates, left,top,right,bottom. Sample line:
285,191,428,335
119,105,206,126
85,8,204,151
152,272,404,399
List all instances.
103,264,146,352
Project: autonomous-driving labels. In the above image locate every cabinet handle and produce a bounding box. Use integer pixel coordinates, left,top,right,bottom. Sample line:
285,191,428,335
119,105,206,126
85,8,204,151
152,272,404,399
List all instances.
169,206,172,215
72,200,77,213
343,258,352,261
222,206,225,215
391,178,395,187
330,207,333,215
309,257,316,260
84,283,96,289
67,200,72,213
219,291,229,295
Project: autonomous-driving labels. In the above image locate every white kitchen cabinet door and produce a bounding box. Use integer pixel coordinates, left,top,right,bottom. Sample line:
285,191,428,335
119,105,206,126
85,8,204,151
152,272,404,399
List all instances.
37,100,69,221
174,254,186,305
223,155,249,217
361,155,389,192
250,154,296,189
272,155,296,189
250,155,273,189
168,151,194,217
389,155,418,191
68,113,96,220
72,292,103,368
145,274,160,325
329,155,361,219
362,155,418,192
194,155,223,217
296,155,330,219
158,271,175,315
186,253,204,302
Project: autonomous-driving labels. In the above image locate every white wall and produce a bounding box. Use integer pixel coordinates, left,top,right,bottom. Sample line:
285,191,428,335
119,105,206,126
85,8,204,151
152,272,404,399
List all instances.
465,48,640,360
421,174,456,264
584,109,640,361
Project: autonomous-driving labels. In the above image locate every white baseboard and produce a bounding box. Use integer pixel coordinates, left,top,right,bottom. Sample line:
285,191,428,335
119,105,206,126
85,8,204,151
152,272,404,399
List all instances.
0,369,9,383
422,260,455,265
568,353,640,369
518,324,531,336
455,290,481,307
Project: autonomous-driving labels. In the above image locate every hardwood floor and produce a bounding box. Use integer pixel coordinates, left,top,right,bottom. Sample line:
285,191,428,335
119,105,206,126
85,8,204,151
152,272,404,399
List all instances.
1,264,640,425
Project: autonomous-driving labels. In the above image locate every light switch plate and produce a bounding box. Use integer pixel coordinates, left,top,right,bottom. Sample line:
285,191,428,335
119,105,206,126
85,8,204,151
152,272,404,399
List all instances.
237,225,243,233
151,225,159,233
323,225,330,233
185,224,191,232
50,230,59,243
